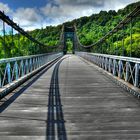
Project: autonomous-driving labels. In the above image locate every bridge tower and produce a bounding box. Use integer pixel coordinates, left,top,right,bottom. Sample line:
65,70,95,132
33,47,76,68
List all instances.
63,26,76,55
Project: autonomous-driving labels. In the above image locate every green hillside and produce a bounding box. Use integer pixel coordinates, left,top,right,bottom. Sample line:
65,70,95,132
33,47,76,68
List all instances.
0,1,139,58
26,1,140,57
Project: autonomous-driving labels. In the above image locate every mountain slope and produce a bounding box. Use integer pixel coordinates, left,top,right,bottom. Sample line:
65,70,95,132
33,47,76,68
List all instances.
31,1,140,56
0,1,139,58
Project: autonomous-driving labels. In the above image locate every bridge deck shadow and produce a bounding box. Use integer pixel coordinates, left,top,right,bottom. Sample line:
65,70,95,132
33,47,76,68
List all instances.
46,58,67,140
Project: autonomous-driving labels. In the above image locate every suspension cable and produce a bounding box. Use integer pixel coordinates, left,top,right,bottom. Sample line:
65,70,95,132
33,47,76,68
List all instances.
75,5,140,49
0,11,46,47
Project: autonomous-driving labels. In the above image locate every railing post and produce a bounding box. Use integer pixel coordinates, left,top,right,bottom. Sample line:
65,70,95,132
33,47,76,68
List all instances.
105,58,108,71
39,56,41,67
25,59,29,74
98,56,100,66
118,60,122,78
15,61,19,80
134,63,139,87
125,62,129,82
113,59,116,76
95,56,97,64
34,58,36,69
6,63,11,84
33,58,35,70
29,58,32,72
104,57,106,69
42,56,44,65
93,56,95,63
102,57,104,69
20,60,24,77
109,58,112,73
37,57,39,68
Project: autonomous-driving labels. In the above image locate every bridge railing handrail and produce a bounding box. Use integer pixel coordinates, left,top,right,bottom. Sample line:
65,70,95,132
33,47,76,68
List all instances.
88,53,140,63
76,52,140,96
0,52,63,99
0,53,56,64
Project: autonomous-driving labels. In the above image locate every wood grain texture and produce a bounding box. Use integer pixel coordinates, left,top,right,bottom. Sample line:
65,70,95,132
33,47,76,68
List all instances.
0,55,140,140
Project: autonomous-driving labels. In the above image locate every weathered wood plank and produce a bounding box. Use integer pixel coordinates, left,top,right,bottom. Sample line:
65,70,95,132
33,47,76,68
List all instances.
0,55,140,140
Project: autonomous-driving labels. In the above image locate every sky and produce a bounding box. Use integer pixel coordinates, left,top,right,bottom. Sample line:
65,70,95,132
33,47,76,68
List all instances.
0,0,138,31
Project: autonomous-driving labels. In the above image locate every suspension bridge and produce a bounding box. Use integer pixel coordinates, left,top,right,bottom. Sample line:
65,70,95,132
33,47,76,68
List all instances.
0,6,140,140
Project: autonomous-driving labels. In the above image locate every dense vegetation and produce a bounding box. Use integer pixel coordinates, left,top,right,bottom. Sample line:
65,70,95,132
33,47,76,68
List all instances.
71,1,140,57
0,1,139,58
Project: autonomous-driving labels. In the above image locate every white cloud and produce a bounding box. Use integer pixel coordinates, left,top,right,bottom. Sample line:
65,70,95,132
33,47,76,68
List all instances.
0,0,138,31
54,0,104,6
0,2,12,14
103,0,137,11
40,2,100,25
40,0,137,26
41,0,105,18
0,2,43,30
0,2,44,31
0,3,13,33
13,8,43,30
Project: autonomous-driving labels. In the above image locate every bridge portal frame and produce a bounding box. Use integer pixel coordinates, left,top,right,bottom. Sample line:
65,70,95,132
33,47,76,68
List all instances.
63,26,76,55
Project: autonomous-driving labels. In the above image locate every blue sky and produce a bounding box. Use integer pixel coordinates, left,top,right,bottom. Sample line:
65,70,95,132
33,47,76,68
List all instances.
0,0,138,31
0,0,48,9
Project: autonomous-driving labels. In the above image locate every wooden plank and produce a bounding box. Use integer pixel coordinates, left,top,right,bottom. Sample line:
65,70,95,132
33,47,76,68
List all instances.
0,55,140,139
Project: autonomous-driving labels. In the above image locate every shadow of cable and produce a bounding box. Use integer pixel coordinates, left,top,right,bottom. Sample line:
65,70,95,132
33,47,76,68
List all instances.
46,58,67,140
0,60,59,113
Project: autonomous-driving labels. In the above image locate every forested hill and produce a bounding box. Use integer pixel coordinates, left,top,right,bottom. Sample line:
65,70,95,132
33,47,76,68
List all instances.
0,1,139,58
30,1,139,56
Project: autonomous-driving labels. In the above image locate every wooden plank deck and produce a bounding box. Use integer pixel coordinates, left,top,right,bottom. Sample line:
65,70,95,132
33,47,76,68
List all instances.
0,54,140,140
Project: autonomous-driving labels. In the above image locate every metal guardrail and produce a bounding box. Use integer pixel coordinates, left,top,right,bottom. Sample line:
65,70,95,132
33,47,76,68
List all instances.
0,52,63,99
76,52,140,88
